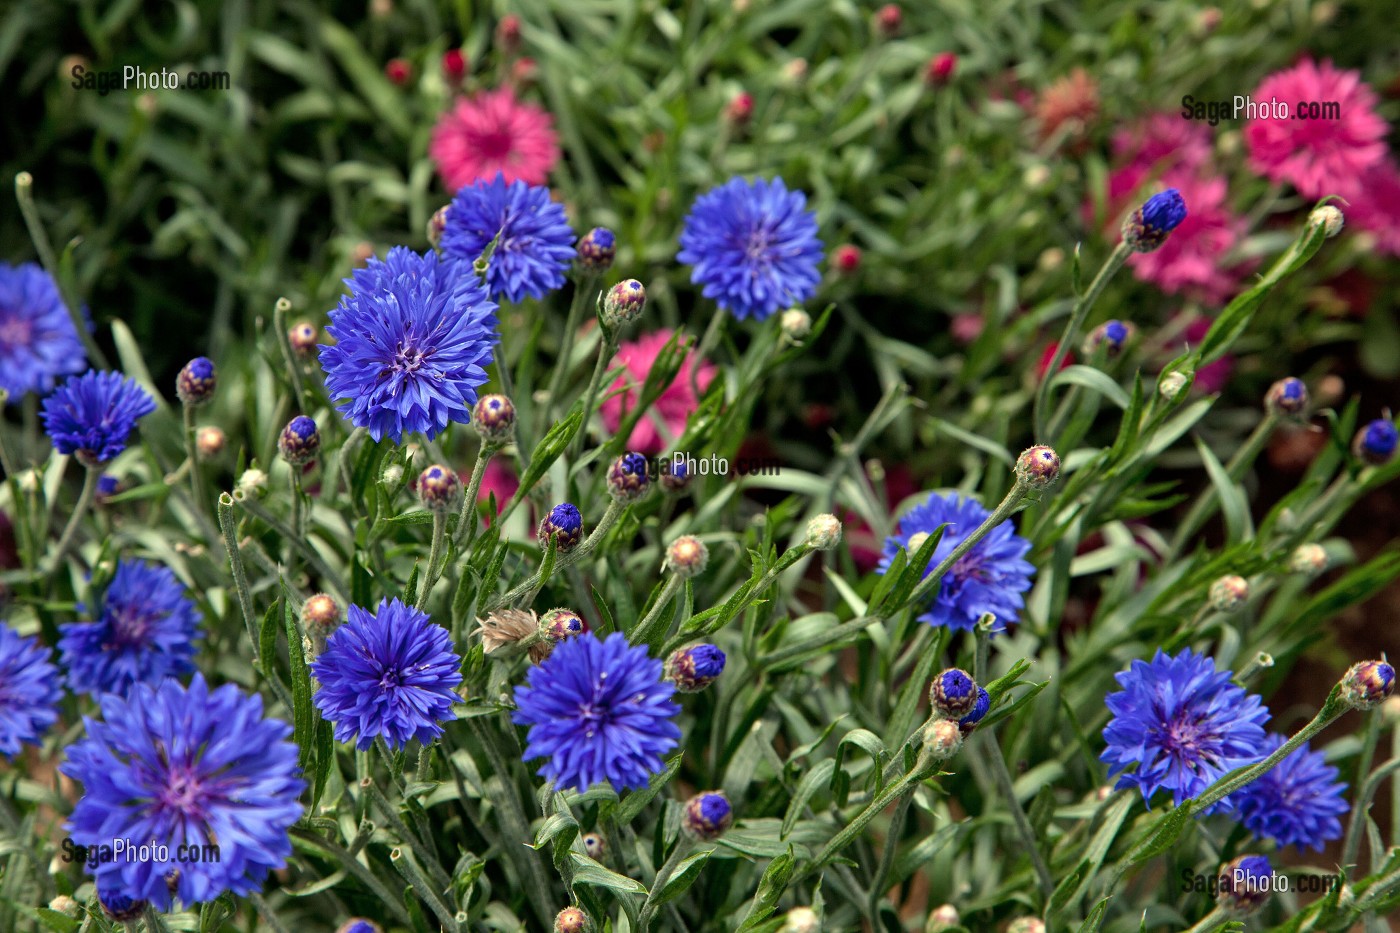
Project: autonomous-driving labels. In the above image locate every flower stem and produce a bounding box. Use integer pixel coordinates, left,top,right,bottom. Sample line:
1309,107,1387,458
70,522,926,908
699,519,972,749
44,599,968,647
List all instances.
182,402,207,517
630,574,683,647
452,448,492,549
1032,241,1132,442
288,827,414,927
416,511,447,611
389,846,459,932
46,465,99,577
570,329,618,460
798,769,923,880
980,729,1055,899
1170,412,1280,556
689,305,727,400
1180,906,1230,933
272,297,309,412
217,493,260,654
638,836,695,931
546,273,598,420
867,785,915,923
1340,709,1388,872
904,484,1029,612
248,891,294,933
235,495,350,601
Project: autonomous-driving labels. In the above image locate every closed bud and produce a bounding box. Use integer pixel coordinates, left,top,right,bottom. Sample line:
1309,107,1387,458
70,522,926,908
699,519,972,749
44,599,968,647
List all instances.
875,3,902,37
1159,370,1191,401
660,459,693,493
783,906,820,933
337,918,382,933
47,896,79,918
279,416,320,465
288,320,319,355
554,906,589,933
1216,855,1273,916
1352,418,1398,465
1264,377,1308,416
1340,660,1396,710
538,503,584,552
665,535,709,578
539,608,585,643
1122,188,1187,252
601,279,646,329
780,308,812,341
683,791,733,840
958,687,991,733
924,52,957,86
427,205,450,248
577,227,617,272
176,357,217,406
1007,920,1046,933
607,451,653,503
1308,204,1344,237
921,719,963,761
236,468,268,498
581,832,606,860
418,464,461,512
925,904,960,932
930,668,978,719
1289,543,1328,574
497,14,523,53
99,888,148,922
385,58,412,86
1208,575,1249,611
726,91,754,126
832,244,862,276
442,48,467,83
195,426,225,458
805,513,842,551
382,463,405,488
665,644,727,692
1083,319,1134,357
302,593,341,637
1016,445,1061,488
472,393,516,445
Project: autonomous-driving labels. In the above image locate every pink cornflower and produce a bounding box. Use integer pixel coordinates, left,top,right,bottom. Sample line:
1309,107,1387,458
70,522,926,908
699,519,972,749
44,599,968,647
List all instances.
599,329,716,455
1126,173,1253,307
1244,59,1387,199
1347,159,1400,257
429,88,560,191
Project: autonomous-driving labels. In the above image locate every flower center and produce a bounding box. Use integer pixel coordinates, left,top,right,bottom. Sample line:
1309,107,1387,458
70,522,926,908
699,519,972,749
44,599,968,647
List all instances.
107,605,161,648
0,311,32,351
476,130,514,161
379,667,404,690
159,768,206,818
393,343,427,375
1159,713,1213,764
745,228,773,263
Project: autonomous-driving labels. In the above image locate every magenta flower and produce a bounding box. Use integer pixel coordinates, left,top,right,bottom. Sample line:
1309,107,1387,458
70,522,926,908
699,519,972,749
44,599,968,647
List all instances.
429,88,560,191
599,329,717,455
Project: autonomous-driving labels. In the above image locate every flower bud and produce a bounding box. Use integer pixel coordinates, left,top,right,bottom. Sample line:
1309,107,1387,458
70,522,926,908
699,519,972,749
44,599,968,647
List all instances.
1309,204,1344,238
875,3,902,37
577,228,616,272
1122,188,1187,252
1083,319,1134,357
279,416,320,465
930,668,978,719
725,91,754,126
99,888,148,922
538,503,584,553
94,474,124,507
607,451,653,503
665,535,709,578
236,468,268,498
1208,575,1249,612
805,513,842,551
442,48,467,83
921,719,963,761
780,308,811,341
554,906,589,933
581,832,606,860
47,895,79,918
288,320,318,355
601,279,646,329
1015,445,1061,488
1158,370,1191,401
382,463,405,488
660,459,693,493
1340,660,1395,710
832,244,862,276
1289,543,1328,574
176,357,217,406
418,464,461,512
783,906,820,933
1352,419,1398,465
302,593,341,637
925,904,960,932
496,14,523,53
427,205,450,248
924,52,957,86
1216,855,1273,916
959,687,991,733
195,426,225,459
472,393,516,445
336,921,382,933
1007,920,1046,933
665,644,727,693
385,58,412,86
539,608,585,643
683,791,733,840
1264,377,1308,416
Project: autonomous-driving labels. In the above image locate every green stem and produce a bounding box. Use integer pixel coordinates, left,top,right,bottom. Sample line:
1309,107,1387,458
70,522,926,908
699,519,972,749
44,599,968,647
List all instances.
389,846,459,932
1032,241,1132,442
272,297,309,412
570,329,618,460
660,542,812,657
1170,412,1280,555
247,891,293,933
217,493,260,655
492,498,627,610
1181,906,1230,933
416,511,447,611
638,836,695,931
689,305,726,401
235,494,350,600
546,273,598,419
365,777,451,892
289,468,305,543
867,786,915,924
182,403,207,517
905,484,1028,611
452,448,492,549
980,729,1055,899
288,828,415,926
1340,711,1394,872
45,465,99,577
797,769,923,880
14,172,109,369
630,574,683,647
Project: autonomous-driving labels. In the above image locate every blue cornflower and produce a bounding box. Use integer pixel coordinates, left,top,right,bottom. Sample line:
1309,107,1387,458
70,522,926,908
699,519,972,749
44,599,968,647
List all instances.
958,687,991,733
440,173,576,303
877,492,1035,633
320,247,500,444
1229,733,1348,853
1101,648,1270,812
0,262,86,399
513,632,680,793
1354,419,1398,465
58,558,202,697
41,371,156,466
677,176,823,322
0,625,61,756
62,674,304,909
311,598,462,750
1122,188,1187,252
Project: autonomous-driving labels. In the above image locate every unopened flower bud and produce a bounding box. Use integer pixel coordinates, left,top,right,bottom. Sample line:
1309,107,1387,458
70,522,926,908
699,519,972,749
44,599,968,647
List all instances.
665,535,709,578
472,393,516,445
554,906,589,933
1159,370,1191,401
538,503,584,553
921,719,963,761
780,308,811,341
236,468,268,497
99,888,148,922
1016,445,1061,488
874,3,902,37
805,513,842,551
195,426,225,458
783,906,820,933
1007,920,1046,933
176,357,217,406
382,463,405,488
47,896,79,918
1216,855,1273,916
427,205,450,248
385,57,412,86
1208,575,1250,611
925,904,960,932
607,451,653,503
1340,660,1395,710
577,228,616,272
1352,419,1398,465
442,48,467,83
581,832,606,860
1309,204,1344,238
959,687,991,733
930,668,978,719
302,593,341,637
1122,188,1187,252
539,608,585,643
665,644,726,693
924,52,957,86
601,279,646,329
1264,377,1308,416
336,920,382,933
288,320,318,355
279,416,320,465
683,791,733,840
418,464,461,512
1083,319,1134,357
1289,543,1328,574
725,91,754,125
496,14,523,53
661,459,693,493
832,244,862,276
